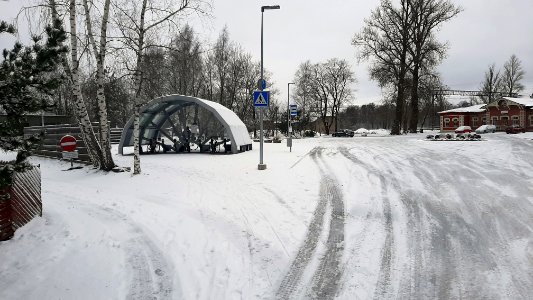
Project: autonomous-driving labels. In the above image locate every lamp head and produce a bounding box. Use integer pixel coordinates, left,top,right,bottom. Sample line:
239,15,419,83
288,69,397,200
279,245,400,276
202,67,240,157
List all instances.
261,5,280,12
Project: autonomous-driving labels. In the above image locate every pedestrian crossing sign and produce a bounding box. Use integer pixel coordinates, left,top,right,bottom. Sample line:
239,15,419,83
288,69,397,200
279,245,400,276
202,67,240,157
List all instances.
253,91,270,107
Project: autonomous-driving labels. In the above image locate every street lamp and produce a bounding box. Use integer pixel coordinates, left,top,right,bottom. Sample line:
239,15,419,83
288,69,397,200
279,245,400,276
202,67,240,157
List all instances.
258,4,280,171
287,82,295,152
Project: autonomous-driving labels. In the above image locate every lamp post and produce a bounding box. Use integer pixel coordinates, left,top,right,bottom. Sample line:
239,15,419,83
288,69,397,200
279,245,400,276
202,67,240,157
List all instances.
258,5,280,171
287,82,295,152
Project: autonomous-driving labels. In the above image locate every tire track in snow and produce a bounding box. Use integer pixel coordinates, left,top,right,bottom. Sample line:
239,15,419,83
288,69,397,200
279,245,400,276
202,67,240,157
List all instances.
125,228,174,300
347,142,453,299
338,137,532,299
309,176,345,300
264,187,298,218
57,200,176,300
276,147,345,300
338,147,394,299
362,142,487,298
276,149,329,299
404,144,532,299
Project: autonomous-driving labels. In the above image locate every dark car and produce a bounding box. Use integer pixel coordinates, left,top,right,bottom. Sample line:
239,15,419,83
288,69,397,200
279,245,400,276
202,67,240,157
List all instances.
505,124,526,134
332,129,354,137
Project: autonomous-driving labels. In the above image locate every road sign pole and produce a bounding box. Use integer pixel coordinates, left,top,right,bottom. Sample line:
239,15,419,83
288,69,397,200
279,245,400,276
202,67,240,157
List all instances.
257,5,279,170
259,108,264,167
258,9,266,170
253,91,269,169
287,82,294,152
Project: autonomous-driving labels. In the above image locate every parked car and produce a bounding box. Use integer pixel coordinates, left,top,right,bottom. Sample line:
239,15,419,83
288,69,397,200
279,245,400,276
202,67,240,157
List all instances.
505,124,526,134
454,126,472,134
303,130,316,137
332,129,354,137
354,128,369,135
344,129,355,137
475,124,496,134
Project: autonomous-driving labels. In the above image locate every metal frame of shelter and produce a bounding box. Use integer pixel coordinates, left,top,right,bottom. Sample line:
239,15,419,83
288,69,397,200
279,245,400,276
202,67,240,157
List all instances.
118,95,253,155
432,90,518,102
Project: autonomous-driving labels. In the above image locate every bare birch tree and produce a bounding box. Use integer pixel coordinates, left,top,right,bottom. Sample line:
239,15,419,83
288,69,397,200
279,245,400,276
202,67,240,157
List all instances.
82,0,115,170
46,0,105,168
112,0,210,174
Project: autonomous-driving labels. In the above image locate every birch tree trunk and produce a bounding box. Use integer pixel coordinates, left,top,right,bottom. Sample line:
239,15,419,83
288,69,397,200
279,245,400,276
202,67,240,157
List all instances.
131,0,148,175
83,0,115,170
68,0,103,168
133,104,141,174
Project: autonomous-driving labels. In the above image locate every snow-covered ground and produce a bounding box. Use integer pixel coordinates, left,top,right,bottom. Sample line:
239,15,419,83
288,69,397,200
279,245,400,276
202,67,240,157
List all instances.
1,132,532,299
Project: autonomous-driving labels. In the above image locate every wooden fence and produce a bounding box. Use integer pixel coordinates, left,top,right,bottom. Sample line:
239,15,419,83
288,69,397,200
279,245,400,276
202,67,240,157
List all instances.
0,166,42,241
23,124,123,164
24,124,103,164
110,128,123,144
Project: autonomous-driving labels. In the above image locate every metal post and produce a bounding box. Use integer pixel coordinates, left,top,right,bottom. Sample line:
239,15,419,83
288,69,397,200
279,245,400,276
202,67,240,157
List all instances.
287,82,294,152
288,83,290,152
257,5,280,170
258,10,266,170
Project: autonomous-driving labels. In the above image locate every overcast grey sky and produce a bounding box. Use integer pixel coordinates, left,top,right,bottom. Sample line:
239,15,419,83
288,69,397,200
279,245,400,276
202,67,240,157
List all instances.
2,0,532,106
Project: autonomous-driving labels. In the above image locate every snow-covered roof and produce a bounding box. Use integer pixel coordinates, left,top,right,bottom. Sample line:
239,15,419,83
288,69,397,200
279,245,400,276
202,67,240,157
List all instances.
119,95,252,154
438,104,486,114
502,97,533,108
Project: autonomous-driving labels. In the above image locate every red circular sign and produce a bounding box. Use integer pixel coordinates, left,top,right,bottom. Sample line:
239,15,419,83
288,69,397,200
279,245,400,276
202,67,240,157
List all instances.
60,135,77,152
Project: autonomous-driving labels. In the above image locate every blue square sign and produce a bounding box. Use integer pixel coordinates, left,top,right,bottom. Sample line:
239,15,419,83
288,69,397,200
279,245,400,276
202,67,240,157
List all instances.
253,91,270,107
290,104,298,116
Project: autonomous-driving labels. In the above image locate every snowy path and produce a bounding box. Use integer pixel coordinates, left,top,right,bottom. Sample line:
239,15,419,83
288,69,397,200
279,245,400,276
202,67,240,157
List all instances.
77,203,175,299
1,133,532,299
276,147,345,299
0,185,176,300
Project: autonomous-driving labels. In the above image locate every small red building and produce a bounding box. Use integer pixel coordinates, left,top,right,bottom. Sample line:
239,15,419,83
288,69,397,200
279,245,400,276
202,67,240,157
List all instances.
438,97,533,132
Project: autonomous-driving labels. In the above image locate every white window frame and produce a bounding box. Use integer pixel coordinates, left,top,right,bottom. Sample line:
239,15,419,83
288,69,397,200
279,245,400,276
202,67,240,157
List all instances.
511,116,520,125
491,116,499,125
500,116,509,126
444,118,450,127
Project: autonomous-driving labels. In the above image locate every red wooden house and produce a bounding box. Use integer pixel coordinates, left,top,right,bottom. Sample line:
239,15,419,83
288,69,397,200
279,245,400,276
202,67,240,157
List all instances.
438,104,486,131
438,97,533,132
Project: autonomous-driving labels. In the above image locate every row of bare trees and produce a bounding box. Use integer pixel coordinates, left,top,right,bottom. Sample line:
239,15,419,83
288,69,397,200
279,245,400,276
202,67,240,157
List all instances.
337,87,452,132
353,0,461,135
31,0,282,173
137,26,279,134
40,0,210,172
292,59,356,135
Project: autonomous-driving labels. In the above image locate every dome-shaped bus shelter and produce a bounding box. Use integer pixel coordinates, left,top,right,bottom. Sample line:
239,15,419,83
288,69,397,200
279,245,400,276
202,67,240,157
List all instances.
118,95,253,155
